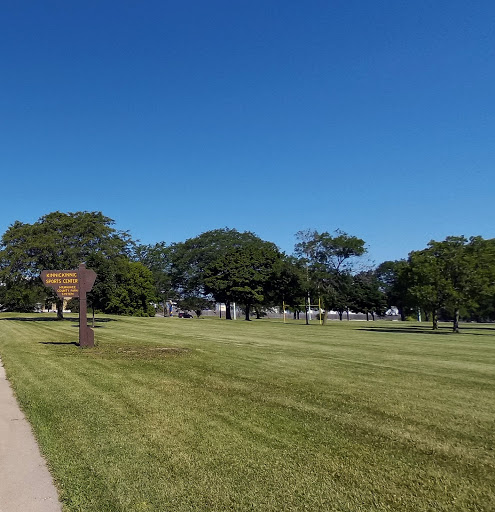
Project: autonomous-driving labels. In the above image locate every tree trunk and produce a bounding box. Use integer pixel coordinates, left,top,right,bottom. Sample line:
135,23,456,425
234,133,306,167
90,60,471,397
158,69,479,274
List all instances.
432,309,438,330
56,299,64,320
453,308,460,333
366,311,369,321
245,304,251,321
321,309,328,325
338,311,343,321
225,301,232,320
346,309,350,321
92,305,95,328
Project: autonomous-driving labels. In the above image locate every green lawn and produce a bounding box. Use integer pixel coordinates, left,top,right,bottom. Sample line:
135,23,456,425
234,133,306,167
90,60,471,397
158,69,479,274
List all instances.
0,314,494,511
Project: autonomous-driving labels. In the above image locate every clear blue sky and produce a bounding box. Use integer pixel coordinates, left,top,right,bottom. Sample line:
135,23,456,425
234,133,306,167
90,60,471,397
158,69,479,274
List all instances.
1,0,494,265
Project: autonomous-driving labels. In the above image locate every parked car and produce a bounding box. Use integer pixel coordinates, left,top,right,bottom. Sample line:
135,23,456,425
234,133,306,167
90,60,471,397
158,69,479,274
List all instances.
178,311,193,318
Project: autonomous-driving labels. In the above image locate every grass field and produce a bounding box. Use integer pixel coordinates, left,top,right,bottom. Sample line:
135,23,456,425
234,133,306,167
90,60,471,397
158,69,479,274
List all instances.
0,314,494,511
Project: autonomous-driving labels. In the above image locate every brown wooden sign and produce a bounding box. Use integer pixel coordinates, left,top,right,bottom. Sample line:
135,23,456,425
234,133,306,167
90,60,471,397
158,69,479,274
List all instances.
41,263,97,348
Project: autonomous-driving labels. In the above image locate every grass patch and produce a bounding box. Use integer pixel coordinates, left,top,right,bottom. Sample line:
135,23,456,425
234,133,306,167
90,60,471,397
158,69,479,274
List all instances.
0,314,494,511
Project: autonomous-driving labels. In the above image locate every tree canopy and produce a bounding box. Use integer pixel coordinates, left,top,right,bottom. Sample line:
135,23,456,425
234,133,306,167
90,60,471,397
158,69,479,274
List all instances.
0,211,150,317
204,239,281,320
407,236,495,331
169,229,281,320
294,229,367,322
1,210,494,329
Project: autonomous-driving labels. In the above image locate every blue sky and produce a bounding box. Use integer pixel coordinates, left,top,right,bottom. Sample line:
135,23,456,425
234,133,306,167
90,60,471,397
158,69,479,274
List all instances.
1,0,494,265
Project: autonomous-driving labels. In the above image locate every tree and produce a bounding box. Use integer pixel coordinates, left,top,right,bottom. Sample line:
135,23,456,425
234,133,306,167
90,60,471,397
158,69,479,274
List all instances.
133,242,172,313
350,271,387,320
375,260,413,321
0,278,45,312
323,271,353,321
407,236,486,332
203,240,281,320
177,296,215,317
264,255,307,316
105,261,157,317
294,229,367,323
408,247,450,330
86,253,129,315
464,237,495,322
0,211,131,318
169,228,263,320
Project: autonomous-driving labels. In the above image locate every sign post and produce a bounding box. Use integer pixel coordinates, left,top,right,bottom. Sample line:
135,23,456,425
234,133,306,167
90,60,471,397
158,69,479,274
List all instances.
41,263,97,347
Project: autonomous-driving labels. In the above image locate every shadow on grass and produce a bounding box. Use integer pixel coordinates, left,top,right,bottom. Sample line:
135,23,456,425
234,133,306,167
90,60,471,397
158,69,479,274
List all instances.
0,316,117,323
453,324,495,331
358,327,453,336
39,341,80,346
69,324,106,329
358,326,493,336
280,324,331,327
0,316,76,322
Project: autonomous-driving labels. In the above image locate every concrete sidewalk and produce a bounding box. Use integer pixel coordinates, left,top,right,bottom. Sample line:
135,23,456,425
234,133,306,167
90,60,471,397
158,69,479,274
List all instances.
0,358,62,512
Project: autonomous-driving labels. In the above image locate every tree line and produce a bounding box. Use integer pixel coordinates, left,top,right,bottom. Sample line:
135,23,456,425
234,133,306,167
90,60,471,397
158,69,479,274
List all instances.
0,211,494,331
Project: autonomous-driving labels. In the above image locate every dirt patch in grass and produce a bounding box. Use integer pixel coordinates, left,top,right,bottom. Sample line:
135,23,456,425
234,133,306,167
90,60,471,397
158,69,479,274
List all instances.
87,346,191,360
119,346,190,355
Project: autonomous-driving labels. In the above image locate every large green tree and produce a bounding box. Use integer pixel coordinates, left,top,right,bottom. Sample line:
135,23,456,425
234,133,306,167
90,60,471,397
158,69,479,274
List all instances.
105,261,157,317
169,228,262,319
294,229,367,323
0,277,45,312
375,259,414,321
265,255,307,316
203,239,281,320
133,242,172,313
407,236,491,332
350,271,387,320
0,211,131,318
467,237,495,321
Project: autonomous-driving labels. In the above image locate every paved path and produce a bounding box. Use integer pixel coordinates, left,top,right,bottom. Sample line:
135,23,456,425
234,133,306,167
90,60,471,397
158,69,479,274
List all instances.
0,358,62,512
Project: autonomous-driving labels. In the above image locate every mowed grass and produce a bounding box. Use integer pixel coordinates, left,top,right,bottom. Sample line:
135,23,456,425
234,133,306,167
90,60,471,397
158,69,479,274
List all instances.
0,314,494,512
